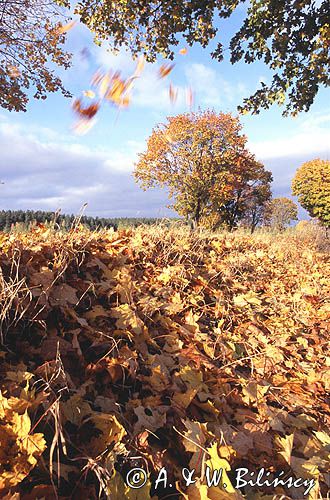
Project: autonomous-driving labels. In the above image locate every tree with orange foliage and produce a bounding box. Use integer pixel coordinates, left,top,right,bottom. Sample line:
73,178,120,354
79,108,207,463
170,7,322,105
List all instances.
134,110,272,229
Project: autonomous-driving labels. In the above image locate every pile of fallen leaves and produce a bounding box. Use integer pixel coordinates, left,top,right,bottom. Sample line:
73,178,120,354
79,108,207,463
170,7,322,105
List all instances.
0,225,329,499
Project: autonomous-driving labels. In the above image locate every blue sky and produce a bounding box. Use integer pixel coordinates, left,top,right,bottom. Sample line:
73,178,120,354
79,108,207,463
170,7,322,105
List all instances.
1,7,329,219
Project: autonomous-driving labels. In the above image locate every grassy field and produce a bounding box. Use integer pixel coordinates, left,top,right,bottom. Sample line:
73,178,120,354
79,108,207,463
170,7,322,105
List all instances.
0,224,329,499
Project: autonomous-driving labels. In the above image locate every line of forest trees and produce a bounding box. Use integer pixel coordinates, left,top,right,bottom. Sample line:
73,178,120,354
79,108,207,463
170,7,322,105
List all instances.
0,210,162,232
0,202,300,233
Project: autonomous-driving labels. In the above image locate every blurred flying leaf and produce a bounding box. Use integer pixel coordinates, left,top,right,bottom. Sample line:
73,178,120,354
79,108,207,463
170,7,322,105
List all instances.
72,118,97,135
57,20,77,34
72,98,99,119
169,84,178,104
99,73,112,98
133,56,145,77
186,87,194,108
158,63,175,79
83,90,96,99
91,70,104,87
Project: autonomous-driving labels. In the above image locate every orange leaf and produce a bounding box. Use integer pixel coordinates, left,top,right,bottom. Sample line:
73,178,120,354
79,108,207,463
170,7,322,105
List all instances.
72,98,99,119
179,47,188,55
186,87,194,107
91,70,104,87
169,84,178,104
158,63,175,79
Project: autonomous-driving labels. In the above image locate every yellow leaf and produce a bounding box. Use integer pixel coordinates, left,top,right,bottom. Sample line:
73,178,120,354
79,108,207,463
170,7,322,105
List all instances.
83,90,96,99
275,433,294,465
58,20,77,34
107,469,152,499
111,304,144,333
99,73,111,98
205,442,236,494
86,413,126,457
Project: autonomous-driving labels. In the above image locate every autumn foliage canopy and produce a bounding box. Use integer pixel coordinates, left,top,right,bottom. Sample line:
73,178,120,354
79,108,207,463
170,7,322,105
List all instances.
134,110,272,229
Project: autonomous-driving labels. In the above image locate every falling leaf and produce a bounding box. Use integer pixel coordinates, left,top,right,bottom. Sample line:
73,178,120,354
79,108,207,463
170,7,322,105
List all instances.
158,63,175,78
186,87,194,107
169,84,178,104
91,69,104,87
72,98,99,119
121,94,131,107
105,75,127,105
98,73,112,98
134,56,145,76
179,47,188,55
72,118,97,135
83,90,96,99
57,20,77,34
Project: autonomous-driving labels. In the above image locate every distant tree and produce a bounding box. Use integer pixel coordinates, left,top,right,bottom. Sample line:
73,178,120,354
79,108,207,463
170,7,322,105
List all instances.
264,197,298,231
240,181,273,233
214,166,272,231
134,110,271,229
292,159,330,229
0,0,72,111
77,0,330,116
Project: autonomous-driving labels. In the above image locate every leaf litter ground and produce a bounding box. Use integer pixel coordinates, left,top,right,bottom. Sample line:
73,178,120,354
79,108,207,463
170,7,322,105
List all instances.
0,225,329,499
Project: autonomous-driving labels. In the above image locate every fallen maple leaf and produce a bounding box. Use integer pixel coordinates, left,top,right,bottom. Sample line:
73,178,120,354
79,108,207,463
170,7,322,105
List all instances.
275,433,294,465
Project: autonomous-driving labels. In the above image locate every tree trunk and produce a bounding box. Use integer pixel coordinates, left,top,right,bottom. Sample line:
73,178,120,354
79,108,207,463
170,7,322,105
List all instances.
191,197,201,230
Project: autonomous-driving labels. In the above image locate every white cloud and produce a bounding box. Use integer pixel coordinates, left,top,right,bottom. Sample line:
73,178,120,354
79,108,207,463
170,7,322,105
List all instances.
132,66,187,111
248,111,330,160
184,63,248,108
95,45,137,73
0,117,174,217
